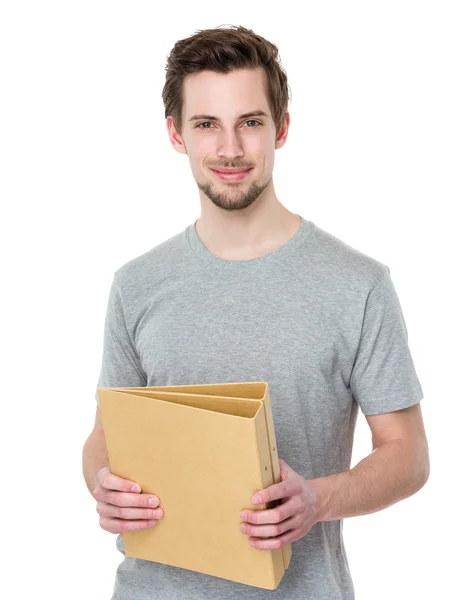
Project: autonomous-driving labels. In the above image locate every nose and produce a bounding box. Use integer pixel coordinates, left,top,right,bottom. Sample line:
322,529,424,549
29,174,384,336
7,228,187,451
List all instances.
216,130,244,161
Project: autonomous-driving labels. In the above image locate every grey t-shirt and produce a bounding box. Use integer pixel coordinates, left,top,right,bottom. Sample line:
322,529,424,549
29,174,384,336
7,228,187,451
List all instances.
95,215,424,600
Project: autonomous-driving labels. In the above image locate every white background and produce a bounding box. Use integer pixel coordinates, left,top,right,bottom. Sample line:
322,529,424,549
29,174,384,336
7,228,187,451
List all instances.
1,1,455,598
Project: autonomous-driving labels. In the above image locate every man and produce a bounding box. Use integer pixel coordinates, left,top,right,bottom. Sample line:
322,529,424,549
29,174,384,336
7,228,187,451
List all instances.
83,25,429,600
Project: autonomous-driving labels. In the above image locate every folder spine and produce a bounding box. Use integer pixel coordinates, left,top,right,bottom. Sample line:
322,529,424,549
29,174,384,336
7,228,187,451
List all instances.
262,387,293,571
252,402,285,589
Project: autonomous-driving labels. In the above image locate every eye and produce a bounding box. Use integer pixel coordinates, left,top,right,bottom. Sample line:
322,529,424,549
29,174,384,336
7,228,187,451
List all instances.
195,120,262,129
244,120,262,128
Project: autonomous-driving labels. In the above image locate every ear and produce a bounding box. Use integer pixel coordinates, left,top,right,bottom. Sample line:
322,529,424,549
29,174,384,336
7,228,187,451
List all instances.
166,116,187,155
275,111,290,150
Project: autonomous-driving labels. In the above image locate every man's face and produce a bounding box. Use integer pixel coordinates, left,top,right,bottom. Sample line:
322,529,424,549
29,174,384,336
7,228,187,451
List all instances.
167,66,289,212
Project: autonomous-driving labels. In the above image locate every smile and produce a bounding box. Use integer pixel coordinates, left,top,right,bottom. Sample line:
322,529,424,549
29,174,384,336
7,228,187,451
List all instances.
211,168,253,181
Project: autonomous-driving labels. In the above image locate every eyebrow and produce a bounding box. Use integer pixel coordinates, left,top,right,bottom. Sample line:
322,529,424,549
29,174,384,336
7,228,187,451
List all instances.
188,110,270,122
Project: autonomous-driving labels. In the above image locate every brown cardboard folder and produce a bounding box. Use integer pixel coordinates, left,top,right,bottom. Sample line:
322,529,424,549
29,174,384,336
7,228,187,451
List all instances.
97,381,292,590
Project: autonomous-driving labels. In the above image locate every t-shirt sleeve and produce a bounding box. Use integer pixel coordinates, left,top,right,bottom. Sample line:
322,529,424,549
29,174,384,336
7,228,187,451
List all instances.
95,273,147,407
349,266,424,416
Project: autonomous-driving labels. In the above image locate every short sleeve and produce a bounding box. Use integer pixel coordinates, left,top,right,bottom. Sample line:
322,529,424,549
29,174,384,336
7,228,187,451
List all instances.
349,267,424,416
95,273,147,406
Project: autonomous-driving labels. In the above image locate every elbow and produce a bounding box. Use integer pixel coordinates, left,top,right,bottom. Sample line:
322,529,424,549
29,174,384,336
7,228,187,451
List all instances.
421,457,430,488
417,448,430,491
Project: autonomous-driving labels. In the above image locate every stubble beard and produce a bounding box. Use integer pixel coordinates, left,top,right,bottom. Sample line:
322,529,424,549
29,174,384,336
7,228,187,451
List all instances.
196,174,272,212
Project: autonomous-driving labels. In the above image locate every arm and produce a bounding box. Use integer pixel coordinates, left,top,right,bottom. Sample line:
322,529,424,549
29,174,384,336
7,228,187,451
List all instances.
82,407,111,500
82,408,163,533
84,273,146,497
309,403,430,522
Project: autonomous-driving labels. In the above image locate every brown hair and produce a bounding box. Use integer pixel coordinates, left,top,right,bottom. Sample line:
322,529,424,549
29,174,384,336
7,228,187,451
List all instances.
162,25,291,137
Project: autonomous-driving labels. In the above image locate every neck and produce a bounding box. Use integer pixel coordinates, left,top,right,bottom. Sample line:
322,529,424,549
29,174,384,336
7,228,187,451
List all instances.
195,201,301,261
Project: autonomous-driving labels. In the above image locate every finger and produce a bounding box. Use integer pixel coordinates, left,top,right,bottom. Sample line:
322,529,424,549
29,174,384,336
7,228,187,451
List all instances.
248,523,309,551
97,501,163,522
99,516,159,534
102,489,161,509
241,512,302,540
96,466,112,486
250,480,295,506
100,471,144,494
243,495,298,525
248,478,301,510
278,459,289,472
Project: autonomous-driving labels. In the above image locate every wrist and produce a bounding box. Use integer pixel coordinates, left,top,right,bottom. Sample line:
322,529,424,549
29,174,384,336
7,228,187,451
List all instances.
306,476,331,523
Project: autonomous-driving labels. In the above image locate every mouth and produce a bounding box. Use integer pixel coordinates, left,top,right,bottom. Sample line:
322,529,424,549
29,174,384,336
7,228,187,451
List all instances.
211,168,253,181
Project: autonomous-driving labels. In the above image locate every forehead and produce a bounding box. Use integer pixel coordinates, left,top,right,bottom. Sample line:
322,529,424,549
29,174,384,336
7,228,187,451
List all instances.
182,67,270,120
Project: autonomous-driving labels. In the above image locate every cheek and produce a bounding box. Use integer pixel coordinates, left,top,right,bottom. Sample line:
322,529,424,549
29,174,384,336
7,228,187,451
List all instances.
193,136,213,153
193,143,214,168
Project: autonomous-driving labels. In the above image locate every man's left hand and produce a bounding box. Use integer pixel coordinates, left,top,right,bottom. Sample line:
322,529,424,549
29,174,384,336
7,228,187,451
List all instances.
239,459,322,550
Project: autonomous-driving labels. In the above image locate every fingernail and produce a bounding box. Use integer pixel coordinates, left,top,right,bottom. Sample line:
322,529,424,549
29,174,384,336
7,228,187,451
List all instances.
131,484,141,493
148,497,159,506
240,512,247,520
252,495,261,504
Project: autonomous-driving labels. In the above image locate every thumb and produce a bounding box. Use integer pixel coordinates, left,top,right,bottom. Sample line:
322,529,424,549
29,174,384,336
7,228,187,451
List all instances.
96,466,111,486
279,459,291,480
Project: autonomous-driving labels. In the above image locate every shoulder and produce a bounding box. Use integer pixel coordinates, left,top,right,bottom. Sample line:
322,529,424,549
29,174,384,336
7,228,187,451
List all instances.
113,227,188,297
308,221,390,296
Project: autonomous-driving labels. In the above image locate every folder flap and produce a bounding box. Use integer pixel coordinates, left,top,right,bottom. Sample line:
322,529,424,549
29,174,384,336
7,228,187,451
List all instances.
105,381,267,400
97,388,261,419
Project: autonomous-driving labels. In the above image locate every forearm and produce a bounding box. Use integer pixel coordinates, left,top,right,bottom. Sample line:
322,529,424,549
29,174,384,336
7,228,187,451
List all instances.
309,439,429,522
82,429,111,500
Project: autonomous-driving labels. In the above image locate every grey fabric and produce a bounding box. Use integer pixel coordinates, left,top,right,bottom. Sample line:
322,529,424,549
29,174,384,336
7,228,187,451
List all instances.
95,215,423,599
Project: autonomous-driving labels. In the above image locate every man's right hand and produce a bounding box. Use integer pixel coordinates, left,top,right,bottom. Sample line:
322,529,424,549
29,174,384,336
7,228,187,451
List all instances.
93,467,164,533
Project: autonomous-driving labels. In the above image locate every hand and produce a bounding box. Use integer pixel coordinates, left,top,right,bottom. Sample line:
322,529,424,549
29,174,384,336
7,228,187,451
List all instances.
93,466,164,533
239,459,321,550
